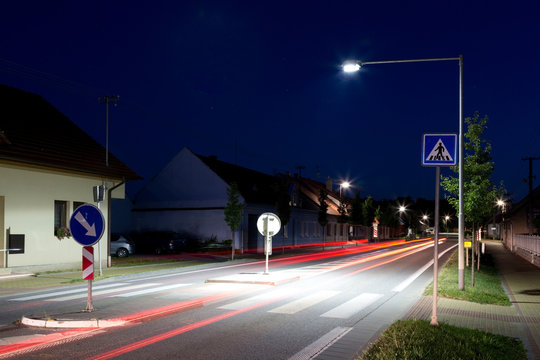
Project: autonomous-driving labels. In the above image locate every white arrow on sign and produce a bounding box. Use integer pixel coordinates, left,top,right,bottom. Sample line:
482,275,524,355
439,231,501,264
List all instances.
74,211,97,237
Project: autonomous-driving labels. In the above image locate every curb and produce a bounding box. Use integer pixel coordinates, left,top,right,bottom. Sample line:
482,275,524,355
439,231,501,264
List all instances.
21,316,126,328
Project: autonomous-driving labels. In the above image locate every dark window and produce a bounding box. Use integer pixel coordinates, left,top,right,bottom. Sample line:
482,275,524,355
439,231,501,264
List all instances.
73,201,85,211
54,200,68,235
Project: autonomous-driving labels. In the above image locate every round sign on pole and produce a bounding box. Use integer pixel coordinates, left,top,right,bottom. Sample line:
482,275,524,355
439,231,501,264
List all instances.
69,203,105,246
257,213,281,237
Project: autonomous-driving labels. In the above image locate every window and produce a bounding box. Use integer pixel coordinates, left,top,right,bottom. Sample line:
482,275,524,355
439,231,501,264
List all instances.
54,200,68,235
73,201,85,211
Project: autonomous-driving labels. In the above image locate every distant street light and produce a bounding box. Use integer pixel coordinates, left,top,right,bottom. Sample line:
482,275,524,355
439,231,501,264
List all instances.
342,55,465,291
339,181,350,199
443,215,450,232
496,199,507,239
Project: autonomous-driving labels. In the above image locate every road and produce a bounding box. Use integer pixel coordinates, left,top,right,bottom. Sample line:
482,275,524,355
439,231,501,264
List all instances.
0,238,456,359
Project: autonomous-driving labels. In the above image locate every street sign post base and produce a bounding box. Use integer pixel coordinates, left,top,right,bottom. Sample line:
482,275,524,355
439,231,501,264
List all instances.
84,279,94,312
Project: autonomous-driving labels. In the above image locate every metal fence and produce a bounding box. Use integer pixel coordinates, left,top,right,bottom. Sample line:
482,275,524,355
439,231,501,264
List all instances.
514,234,540,256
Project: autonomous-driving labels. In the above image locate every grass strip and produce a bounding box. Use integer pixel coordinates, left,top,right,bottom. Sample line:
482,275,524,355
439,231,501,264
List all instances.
359,319,526,360
424,248,511,305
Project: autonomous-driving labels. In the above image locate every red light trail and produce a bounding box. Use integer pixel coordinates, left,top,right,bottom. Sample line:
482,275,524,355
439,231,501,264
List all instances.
0,238,445,359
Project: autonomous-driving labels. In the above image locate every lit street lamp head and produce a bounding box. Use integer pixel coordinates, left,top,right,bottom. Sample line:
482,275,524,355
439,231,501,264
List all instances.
342,61,360,73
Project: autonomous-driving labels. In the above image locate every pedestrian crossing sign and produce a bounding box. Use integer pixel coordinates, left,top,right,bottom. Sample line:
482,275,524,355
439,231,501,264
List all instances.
422,134,457,166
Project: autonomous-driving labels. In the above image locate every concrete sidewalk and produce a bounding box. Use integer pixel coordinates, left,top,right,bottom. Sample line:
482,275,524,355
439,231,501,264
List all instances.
403,240,540,360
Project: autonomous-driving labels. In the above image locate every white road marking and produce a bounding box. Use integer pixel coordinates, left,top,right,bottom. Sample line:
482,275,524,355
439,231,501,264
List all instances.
268,290,339,314
321,293,383,319
218,289,290,310
392,243,457,292
10,283,127,301
48,283,160,301
288,327,353,360
114,283,191,297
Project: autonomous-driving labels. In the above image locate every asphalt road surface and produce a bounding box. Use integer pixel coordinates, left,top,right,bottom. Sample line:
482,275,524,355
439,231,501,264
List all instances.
0,238,456,359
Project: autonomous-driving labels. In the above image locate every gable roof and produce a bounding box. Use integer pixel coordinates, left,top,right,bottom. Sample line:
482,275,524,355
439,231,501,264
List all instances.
196,153,278,205
0,84,140,180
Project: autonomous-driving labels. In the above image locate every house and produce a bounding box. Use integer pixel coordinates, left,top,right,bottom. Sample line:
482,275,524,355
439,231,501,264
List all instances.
0,85,140,273
132,147,352,253
502,186,540,242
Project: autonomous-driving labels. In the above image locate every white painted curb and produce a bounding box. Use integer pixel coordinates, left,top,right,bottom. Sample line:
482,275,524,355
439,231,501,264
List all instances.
21,316,126,328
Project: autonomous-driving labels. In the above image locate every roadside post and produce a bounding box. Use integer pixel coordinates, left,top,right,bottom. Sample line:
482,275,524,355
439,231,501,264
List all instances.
257,213,281,275
422,133,457,327
69,203,105,312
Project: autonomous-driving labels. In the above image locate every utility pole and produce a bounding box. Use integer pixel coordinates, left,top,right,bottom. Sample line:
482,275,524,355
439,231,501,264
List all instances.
98,95,120,167
97,95,119,274
295,165,306,178
522,157,540,235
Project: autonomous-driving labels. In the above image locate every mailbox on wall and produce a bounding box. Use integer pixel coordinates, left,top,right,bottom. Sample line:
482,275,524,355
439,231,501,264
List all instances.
8,234,24,254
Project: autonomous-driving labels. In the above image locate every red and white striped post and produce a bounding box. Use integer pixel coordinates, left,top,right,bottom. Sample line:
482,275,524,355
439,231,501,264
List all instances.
82,246,94,312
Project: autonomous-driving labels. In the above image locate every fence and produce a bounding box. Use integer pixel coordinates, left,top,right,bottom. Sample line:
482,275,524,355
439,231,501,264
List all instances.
508,233,540,267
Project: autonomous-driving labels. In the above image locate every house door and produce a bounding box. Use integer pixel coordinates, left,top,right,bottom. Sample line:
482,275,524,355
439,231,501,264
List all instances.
0,196,4,268
247,214,259,252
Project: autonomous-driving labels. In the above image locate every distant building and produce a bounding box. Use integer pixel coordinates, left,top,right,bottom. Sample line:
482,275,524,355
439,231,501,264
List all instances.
132,147,354,252
0,85,140,273
502,186,540,242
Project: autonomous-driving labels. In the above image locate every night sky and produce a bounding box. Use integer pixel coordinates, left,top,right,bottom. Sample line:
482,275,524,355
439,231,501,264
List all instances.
2,1,539,202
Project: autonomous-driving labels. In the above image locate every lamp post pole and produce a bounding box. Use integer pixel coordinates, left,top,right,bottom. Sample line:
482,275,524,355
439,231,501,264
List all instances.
343,55,465,290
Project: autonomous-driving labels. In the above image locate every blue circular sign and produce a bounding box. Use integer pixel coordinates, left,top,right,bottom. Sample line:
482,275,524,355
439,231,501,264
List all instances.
69,204,105,246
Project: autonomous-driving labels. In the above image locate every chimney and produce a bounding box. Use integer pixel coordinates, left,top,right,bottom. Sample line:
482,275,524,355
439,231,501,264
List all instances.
326,177,333,191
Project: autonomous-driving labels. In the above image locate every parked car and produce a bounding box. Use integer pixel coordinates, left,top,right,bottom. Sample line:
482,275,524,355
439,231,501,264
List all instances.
132,232,187,255
110,233,135,257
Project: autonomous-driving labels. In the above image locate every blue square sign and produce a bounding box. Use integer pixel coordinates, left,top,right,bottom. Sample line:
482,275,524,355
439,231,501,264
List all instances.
422,134,457,166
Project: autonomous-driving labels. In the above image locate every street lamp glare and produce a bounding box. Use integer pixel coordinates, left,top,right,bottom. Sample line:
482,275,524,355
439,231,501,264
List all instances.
342,62,360,73
399,206,406,213
341,181,350,189
497,199,505,207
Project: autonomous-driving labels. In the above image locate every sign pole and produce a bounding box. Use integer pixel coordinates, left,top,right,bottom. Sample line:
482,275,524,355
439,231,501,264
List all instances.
70,203,104,313
264,216,269,275
257,213,280,276
430,166,440,327
82,246,94,312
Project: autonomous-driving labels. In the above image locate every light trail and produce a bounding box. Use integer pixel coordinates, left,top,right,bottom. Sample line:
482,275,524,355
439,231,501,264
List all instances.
84,240,448,359
0,239,448,358
85,296,289,360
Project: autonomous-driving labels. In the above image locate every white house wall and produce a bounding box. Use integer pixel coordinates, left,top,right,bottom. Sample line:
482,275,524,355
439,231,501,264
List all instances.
133,209,230,241
133,148,248,242
1,162,124,271
135,148,234,209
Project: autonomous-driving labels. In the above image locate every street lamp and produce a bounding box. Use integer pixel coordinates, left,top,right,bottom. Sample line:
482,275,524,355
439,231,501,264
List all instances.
342,55,465,291
496,199,506,239
339,181,350,199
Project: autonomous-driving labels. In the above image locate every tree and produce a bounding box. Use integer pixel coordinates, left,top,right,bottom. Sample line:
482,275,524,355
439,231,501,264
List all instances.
361,196,375,226
441,112,505,284
224,182,243,260
337,200,348,224
349,192,363,225
318,189,329,249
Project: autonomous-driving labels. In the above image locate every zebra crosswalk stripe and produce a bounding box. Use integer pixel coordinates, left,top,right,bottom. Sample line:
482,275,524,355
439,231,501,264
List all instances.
268,290,339,314
321,293,383,319
48,283,160,301
114,283,191,297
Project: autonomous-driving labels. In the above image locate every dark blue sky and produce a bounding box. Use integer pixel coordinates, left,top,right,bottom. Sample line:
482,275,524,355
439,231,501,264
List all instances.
2,1,539,202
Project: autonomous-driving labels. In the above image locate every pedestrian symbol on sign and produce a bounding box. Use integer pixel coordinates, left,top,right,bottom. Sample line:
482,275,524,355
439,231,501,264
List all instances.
427,139,453,162
422,134,457,166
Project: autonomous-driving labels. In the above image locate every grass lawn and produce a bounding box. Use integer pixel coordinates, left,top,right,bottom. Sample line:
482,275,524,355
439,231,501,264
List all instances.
424,248,511,305
359,319,526,360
